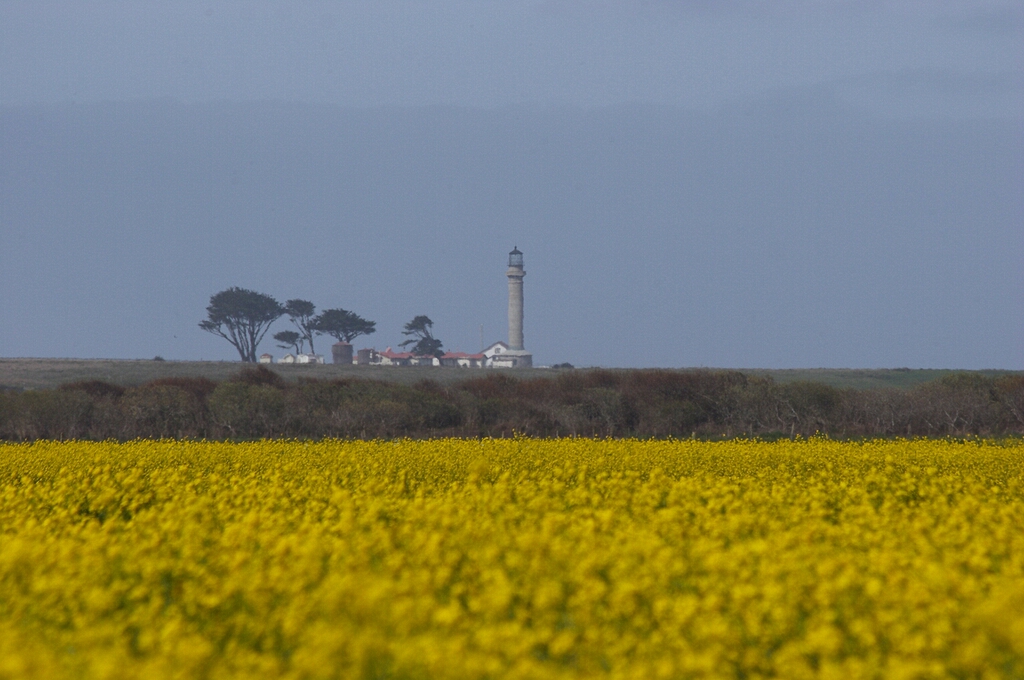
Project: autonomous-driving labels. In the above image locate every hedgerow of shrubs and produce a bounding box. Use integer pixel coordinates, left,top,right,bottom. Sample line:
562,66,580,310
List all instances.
0,366,1022,441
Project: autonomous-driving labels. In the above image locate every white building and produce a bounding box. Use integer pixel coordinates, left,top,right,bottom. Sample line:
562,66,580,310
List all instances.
482,341,508,367
295,353,325,364
437,351,486,368
480,341,529,368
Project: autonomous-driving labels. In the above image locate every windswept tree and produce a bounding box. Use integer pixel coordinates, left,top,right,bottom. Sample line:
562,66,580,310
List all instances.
399,315,444,358
199,287,283,362
284,299,318,354
313,308,376,344
273,330,303,355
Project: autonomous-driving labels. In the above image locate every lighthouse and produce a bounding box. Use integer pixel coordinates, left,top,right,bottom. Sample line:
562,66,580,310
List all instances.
502,247,532,368
507,247,525,349
482,247,534,368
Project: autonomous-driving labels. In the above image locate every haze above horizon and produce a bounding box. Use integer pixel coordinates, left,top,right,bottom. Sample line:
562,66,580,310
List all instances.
1,2,1021,369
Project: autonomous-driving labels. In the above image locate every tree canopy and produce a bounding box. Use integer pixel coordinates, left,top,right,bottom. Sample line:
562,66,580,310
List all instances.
199,287,284,362
399,315,444,358
313,309,376,344
283,299,318,354
273,330,303,355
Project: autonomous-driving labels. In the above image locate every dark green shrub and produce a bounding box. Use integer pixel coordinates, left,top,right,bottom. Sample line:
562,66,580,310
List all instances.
912,373,999,436
0,392,15,439
2,367,1020,441
231,365,285,389
144,377,218,401
59,380,125,400
727,376,783,437
121,385,207,439
410,394,463,431
994,375,1024,429
780,381,845,434
459,373,521,400
208,383,286,438
550,387,623,437
618,370,746,437
6,390,95,440
474,397,505,427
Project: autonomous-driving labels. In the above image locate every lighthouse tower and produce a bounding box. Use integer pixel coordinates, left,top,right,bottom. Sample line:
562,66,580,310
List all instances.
507,247,525,349
503,247,533,368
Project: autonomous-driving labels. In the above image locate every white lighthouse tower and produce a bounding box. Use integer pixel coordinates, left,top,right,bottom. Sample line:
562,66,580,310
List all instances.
503,247,532,368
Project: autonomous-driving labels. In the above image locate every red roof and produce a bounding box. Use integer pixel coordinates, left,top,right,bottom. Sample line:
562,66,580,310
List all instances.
373,350,484,361
441,352,485,360
379,349,416,359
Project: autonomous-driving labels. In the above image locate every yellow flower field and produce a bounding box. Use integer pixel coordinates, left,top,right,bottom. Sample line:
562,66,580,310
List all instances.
1,439,1022,679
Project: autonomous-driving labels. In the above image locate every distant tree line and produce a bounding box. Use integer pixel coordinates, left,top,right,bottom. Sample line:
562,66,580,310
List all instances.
1,369,1021,441
199,288,378,361
199,287,441,362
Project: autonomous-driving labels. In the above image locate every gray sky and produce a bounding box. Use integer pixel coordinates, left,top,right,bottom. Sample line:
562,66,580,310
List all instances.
1,2,1021,368
3,2,1021,114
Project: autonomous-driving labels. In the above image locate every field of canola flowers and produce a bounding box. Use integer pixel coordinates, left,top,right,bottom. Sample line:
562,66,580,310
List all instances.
1,438,1023,680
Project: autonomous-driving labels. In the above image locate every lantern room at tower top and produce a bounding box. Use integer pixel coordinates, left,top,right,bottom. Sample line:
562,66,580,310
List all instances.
508,246,524,268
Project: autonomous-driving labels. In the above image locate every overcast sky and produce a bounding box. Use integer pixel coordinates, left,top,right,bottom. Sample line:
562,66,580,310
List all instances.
3,2,1021,114
1,2,1021,368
